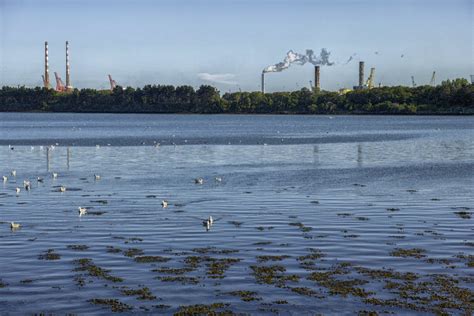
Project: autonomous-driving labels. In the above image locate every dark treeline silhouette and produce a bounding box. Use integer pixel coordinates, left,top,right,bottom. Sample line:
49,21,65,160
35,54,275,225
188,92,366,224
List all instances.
0,78,472,114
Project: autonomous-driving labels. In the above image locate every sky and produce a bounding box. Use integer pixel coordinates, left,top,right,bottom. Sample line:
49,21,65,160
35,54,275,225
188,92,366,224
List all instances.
0,0,472,92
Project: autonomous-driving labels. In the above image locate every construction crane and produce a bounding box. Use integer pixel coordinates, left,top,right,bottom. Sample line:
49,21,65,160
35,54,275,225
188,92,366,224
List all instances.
366,67,375,89
54,72,66,92
108,74,117,91
429,71,436,86
411,76,416,88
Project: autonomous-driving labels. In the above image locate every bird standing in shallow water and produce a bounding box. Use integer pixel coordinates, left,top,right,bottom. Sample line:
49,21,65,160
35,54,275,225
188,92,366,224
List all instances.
94,174,101,180
195,177,204,185
52,172,58,179
161,200,168,208
59,186,66,192
202,216,214,231
2,176,7,182
15,187,20,194
11,170,16,177
37,177,44,183
78,207,87,216
203,219,211,231
23,180,31,191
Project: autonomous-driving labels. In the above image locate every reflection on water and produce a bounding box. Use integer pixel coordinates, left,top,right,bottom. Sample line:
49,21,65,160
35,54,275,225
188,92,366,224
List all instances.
0,114,473,314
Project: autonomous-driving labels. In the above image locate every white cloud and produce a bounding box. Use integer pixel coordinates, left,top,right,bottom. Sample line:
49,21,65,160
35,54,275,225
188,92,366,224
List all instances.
197,73,237,85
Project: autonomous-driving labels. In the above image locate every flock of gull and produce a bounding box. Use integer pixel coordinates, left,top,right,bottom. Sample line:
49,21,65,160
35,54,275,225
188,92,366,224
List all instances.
3,168,220,232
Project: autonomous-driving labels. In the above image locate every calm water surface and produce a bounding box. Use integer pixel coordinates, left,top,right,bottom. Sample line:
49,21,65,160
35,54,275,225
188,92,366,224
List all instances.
0,114,473,315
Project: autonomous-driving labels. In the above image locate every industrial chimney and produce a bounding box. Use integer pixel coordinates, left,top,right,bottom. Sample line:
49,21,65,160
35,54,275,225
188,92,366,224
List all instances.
261,72,265,94
65,41,72,90
44,41,50,89
358,61,365,89
314,66,320,91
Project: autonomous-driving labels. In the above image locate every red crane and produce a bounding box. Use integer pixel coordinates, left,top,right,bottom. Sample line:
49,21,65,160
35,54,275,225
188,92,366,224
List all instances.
54,72,66,92
108,74,117,91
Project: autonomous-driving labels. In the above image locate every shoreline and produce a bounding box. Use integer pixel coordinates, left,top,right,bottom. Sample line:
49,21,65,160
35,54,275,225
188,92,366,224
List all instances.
0,111,473,116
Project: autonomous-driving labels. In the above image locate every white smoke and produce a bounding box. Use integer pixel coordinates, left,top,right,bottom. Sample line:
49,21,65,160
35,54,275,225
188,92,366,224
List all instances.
263,48,334,73
198,73,237,85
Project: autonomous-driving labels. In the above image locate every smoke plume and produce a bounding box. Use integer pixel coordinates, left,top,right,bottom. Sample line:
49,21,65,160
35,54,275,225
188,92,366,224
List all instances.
263,48,334,73
198,73,237,85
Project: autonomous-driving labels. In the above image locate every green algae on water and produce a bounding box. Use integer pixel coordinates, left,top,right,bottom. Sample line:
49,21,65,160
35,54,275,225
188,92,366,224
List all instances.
89,298,132,312
38,249,61,260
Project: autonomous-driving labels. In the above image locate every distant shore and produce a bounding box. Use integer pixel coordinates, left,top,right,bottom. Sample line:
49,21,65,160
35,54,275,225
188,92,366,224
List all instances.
1,78,472,115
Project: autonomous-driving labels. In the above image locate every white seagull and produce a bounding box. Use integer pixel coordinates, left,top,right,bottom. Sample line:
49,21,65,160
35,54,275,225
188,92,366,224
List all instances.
94,174,101,180
203,219,211,231
52,172,58,179
15,187,20,194
23,180,31,191
11,170,16,177
161,200,168,208
195,177,204,185
78,207,87,216
10,222,21,229
59,186,66,192
2,176,7,182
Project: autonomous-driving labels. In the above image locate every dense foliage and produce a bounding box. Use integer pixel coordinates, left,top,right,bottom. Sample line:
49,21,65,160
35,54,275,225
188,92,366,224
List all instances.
0,79,472,114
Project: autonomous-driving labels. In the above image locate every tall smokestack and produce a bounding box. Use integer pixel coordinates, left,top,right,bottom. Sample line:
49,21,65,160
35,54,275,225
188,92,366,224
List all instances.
261,72,265,94
44,41,50,88
359,61,365,88
65,41,72,90
314,66,320,91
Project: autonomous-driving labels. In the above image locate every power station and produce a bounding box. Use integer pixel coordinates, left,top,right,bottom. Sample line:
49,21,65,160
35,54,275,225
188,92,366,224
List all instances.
39,41,460,93
43,41,73,92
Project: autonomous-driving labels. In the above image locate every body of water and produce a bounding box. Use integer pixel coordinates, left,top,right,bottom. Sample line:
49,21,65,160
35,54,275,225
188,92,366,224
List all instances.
0,113,473,315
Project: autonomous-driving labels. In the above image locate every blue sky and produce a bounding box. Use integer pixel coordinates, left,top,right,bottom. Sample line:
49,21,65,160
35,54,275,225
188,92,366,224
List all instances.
0,0,472,92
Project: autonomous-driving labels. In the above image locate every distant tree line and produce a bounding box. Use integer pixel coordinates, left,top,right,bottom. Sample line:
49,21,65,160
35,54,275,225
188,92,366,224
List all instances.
0,78,472,114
